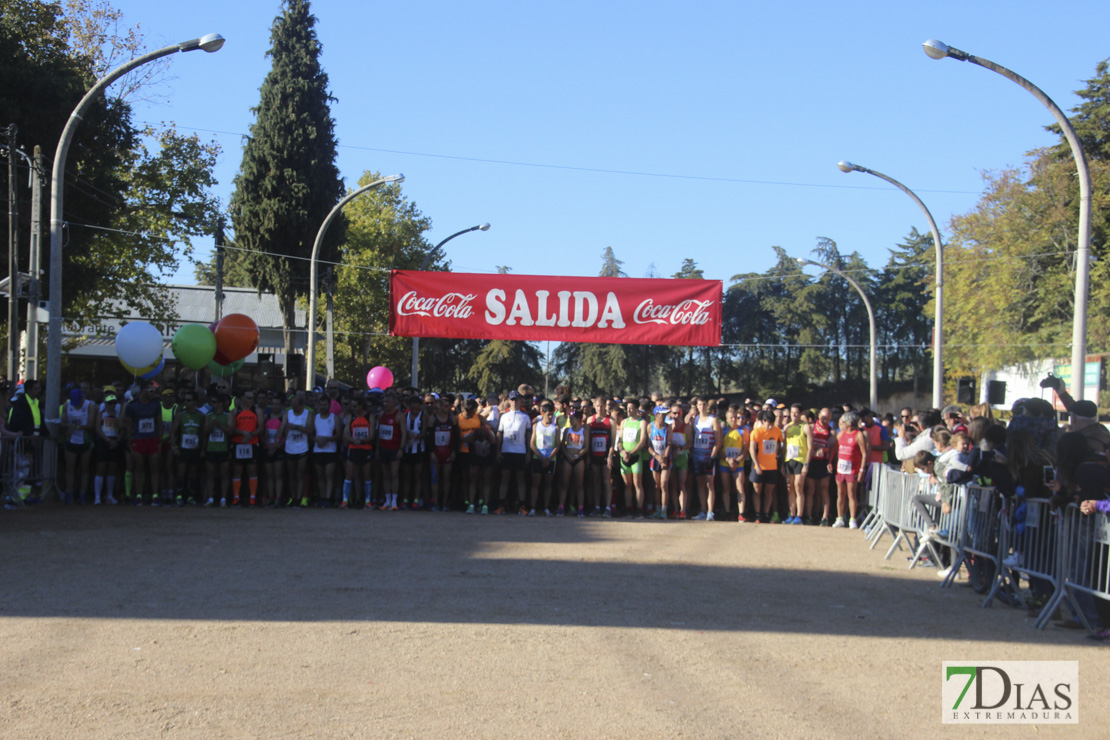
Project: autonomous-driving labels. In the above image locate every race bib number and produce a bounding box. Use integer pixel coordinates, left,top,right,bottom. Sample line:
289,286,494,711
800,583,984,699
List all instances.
787,444,800,459
210,427,225,443
566,431,584,450
726,447,742,459
102,417,119,436
266,428,279,444
538,431,556,454
622,426,639,444
592,436,608,452
762,439,777,456
378,424,394,441
288,430,305,444
836,458,853,475
435,430,451,448
69,430,85,445
235,443,253,460
652,436,667,453
181,434,199,450
695,433,712,450
353,426,369,442
138,418,155,435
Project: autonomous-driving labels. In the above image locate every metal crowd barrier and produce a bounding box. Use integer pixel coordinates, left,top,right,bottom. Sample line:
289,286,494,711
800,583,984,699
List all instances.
998,497,1063,630
1055,504,1110,633
1,436,46,507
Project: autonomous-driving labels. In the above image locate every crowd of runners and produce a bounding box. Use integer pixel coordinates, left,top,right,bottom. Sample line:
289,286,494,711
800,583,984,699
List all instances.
5,375,981,525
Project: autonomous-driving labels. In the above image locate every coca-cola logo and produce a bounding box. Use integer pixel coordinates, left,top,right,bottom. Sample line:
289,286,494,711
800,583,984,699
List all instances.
396,291,477,319
632,298,713,326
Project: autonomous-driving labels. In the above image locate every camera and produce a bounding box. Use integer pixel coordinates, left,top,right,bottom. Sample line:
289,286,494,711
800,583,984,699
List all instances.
1040,373,1063,391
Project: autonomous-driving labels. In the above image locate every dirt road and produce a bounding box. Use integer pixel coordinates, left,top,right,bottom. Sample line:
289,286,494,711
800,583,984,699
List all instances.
1,507,1104,738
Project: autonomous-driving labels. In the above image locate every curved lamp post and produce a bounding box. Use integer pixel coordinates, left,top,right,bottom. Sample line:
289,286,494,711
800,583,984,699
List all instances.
923,39,1092,401
45,33,225,493
410,222,490,388
305,173,404,390
797,257,878,410
837,161,944,409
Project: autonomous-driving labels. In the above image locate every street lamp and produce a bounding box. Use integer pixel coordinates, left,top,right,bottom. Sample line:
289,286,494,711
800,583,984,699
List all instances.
45,33,224,493
305,173,404,390
923,39,1093,401
410,222,490,389
837,161,944,409
796,257,878,410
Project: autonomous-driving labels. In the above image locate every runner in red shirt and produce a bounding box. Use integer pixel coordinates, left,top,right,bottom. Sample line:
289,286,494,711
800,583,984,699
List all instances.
587,396,613,517
376,392,407,511
429,397,457,511
833,410,870,529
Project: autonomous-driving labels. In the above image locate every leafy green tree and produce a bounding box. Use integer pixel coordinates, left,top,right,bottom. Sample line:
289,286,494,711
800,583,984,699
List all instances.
875,228,934,391
467,266,541,394
0,0,220,334
229,0,345,373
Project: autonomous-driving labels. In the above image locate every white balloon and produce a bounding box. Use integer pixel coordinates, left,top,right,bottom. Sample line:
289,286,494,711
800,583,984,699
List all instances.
115,322,163,370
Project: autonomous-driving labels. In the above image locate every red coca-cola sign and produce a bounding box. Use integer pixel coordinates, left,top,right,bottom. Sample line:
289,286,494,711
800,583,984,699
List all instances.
389,271,721,346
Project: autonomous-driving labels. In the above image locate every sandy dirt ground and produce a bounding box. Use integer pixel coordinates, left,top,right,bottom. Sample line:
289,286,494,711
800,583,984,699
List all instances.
1,505,1106,738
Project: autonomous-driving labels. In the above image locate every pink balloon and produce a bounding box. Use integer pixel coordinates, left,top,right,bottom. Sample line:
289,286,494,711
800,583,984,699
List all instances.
366,366,394,390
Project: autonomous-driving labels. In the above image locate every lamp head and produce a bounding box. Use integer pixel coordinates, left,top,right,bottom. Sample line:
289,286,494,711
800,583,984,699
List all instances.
180,33,225,53
837,161,858,174
385,173,405,184
922,39,949,60
478,223,491,231
795,258,809,266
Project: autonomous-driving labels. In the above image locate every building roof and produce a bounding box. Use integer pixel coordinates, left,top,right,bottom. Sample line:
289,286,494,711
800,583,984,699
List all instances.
135,284,305,328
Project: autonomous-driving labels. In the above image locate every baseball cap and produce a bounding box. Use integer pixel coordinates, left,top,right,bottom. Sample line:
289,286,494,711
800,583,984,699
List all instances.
104,394,118,403
161,388,176,397
508,390,521,400
1071,400,1098,420
764,398,777,407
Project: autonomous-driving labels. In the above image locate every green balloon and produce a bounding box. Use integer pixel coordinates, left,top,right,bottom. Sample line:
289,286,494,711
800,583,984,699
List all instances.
172,324,218,371
207,358,245,378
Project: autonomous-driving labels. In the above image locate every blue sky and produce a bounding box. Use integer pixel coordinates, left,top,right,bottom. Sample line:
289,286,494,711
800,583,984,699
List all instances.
110,0,1109,286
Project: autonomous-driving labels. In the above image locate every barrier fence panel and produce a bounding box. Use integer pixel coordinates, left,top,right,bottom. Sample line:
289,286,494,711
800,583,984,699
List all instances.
2,437,46,507
860,464,883,534
1060,504,1110,633
957,486,1014,607
997,497,1064,630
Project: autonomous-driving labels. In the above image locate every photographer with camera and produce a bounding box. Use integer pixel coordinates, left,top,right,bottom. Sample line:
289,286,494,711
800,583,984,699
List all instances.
893,408,943,471
1039,374,1109,497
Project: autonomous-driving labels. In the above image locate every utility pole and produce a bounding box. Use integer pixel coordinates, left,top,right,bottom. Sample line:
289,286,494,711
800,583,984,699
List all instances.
324,264,334,380
6,124,19,383
213,216,225,322
24,146,42,380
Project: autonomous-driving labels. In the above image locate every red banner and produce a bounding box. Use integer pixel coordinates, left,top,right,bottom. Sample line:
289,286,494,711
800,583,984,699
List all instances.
389,271,722,347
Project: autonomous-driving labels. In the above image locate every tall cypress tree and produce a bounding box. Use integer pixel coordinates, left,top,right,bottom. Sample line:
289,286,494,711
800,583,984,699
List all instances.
230,0,344,377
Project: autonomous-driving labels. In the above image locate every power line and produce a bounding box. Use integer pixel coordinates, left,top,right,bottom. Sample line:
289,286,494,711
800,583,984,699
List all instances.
138,121,981,196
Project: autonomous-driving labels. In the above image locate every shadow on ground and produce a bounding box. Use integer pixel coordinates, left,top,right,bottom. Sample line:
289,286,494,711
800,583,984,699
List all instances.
0,506,1080,645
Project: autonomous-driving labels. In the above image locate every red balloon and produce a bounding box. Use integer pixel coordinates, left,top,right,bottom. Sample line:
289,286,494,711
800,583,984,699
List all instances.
214,313,260,363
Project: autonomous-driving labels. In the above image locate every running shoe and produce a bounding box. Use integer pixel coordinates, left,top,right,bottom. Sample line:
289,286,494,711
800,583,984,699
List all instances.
204,498,215,508
602,509,612,519
465,504,476,515
107,495,119,505
175,496,184,507
706,511,715,522
577,507,585,518
849,518,859,530
493,505,506,515
250,496,257,507
738,515,752,523
339,500,348,510
832,518,846,528
134,497,143,507
481,505,489,515
771,512,781,523
151,498,161,507
677,511,686,520
528,509,537,517
791,517,804,525
692,512,707,521
819,518,830,527
231,496,240,507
